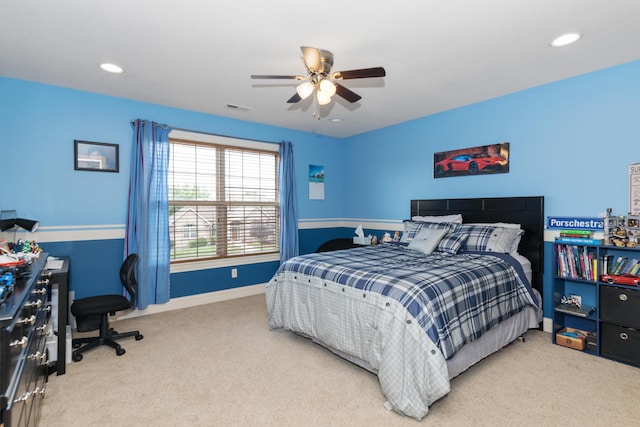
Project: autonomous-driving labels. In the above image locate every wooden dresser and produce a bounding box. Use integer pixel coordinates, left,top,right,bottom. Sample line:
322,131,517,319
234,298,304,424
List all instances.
0,254,50,427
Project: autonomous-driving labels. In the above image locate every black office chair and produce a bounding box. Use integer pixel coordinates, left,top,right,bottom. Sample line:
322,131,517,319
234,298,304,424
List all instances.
71,253,144,362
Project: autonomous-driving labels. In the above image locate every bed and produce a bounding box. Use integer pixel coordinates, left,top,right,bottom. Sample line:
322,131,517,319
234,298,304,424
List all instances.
265,196,544,420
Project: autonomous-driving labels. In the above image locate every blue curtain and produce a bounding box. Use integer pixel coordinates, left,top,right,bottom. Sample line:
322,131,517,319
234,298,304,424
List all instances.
279,140,299,264
125,119,172,309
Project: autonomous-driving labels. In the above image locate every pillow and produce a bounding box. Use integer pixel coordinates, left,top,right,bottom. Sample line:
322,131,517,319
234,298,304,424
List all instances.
486,227,524,253
411,214,463,224
466,222,521,229
400,220,456,243
435,232,470,255
407,228,449,255
457,224,524,253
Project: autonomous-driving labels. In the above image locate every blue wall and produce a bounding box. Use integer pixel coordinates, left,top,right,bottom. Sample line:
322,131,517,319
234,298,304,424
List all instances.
2,59,640,318
343,60,640,219
0,77,345,299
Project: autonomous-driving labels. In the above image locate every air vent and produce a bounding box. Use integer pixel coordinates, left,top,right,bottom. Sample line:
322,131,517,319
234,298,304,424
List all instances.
225,104,251,112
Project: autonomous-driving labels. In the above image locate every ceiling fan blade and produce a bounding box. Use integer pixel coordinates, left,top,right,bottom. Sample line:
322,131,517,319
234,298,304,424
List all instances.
333,67,386,80
335,83,362,103
251,74,302,80
286,93,302,103
301,46,322,73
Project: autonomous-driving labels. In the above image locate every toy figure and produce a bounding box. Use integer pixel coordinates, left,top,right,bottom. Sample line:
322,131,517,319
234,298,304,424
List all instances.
381,232,392,243
393,230,401,242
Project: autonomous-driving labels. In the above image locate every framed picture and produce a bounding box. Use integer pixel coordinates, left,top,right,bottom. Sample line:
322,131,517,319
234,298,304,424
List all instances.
434,142,510,178
74,140,119,172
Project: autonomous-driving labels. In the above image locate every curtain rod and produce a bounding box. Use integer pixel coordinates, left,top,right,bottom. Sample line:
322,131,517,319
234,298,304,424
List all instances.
131,120,282,145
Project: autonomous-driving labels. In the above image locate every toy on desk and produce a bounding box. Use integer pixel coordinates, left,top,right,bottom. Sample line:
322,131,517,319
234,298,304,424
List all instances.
371,235,378,245
393,230,401,242
381,232,392,243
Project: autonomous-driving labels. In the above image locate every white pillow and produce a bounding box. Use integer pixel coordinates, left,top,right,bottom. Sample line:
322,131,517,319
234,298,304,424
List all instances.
465,223,523,253
411,214,463,224
407,228,449,255
486,227,524,254
466,222,521,229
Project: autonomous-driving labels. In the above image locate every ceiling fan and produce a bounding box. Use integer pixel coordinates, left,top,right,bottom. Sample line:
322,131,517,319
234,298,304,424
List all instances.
251,46,386,118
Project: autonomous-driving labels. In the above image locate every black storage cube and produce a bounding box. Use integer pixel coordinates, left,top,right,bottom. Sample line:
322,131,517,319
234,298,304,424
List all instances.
599,285,640,327
601,323,640,366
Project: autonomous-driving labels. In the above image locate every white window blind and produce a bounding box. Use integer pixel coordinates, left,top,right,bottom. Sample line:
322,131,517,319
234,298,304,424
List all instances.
168,135,279,262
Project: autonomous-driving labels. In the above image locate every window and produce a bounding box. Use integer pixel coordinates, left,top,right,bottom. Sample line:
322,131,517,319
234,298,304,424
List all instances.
183,224,197,239
168,133,279,262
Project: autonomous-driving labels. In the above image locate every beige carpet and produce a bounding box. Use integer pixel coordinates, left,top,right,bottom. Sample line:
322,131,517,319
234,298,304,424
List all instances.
40,294,640,426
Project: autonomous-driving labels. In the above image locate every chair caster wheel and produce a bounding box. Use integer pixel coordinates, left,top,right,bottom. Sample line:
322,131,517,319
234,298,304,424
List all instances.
135,334,144,341
72,353,83,362
116,347,126,356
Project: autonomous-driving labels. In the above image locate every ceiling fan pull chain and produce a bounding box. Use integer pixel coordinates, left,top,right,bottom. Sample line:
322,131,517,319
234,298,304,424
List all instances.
313,93,320,120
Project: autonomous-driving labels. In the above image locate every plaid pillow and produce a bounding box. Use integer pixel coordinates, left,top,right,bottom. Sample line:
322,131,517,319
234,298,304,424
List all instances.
457,224,523,253
435,232,469,254
407,228,449,255
400,220,456,243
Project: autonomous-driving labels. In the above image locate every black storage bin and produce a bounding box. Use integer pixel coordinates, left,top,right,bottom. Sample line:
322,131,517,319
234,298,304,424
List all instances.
601,323,640,366
599,285,640,327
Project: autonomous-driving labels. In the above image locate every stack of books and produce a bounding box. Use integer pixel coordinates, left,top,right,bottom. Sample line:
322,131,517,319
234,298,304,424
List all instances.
554,229,603,245
609,256,640,275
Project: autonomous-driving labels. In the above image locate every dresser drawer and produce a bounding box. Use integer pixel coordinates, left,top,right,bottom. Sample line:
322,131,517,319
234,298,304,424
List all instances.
599,285,640,328
601,322,640,366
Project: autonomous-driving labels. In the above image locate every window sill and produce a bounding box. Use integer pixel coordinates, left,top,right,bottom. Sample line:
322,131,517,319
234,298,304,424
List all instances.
170,253,280,273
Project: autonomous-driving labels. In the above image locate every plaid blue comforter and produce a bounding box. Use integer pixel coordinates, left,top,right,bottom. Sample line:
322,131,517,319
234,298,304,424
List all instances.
277,243,537,360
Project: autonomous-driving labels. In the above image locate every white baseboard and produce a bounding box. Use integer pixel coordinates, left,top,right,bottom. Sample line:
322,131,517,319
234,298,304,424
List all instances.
114,285,554,334
114,283,266,321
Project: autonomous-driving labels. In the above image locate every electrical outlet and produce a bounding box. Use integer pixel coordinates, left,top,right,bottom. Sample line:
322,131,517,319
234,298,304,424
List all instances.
231,268,238,279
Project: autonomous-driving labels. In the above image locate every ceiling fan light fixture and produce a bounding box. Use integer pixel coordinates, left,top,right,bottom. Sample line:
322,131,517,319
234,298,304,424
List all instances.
319,79,336,97
316,90,332,106
296,81,315,100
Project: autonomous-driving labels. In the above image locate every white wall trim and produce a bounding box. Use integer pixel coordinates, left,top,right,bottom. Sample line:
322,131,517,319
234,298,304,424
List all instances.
11,220,571,243
114,283,266,321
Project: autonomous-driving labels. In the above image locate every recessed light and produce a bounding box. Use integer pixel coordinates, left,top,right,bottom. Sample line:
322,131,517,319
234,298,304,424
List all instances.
329,117,343,123
99,63,124,74
550,33,582,47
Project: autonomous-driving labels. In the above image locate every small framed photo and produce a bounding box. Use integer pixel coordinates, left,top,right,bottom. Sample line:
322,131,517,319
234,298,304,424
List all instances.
74,140,119,172
627,215,640,229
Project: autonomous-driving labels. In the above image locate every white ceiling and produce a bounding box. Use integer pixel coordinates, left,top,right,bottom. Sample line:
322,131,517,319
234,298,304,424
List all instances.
2,1,640,138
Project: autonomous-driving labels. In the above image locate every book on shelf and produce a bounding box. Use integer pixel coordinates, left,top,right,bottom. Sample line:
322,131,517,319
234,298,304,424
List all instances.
555,237,603,245
610,256,629,275
621,258,639,275
558,229,592,235
555,244,596,280
559,231,593,238
554,303,596,317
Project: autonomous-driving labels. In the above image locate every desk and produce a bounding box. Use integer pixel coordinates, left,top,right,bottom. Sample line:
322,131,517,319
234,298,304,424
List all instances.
43,257,69,376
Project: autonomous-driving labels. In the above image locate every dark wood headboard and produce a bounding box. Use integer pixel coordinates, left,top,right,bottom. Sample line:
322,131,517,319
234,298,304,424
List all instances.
411,196,544,295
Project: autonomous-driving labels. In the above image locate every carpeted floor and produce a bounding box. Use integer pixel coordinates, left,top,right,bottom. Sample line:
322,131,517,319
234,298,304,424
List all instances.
40,294,640,426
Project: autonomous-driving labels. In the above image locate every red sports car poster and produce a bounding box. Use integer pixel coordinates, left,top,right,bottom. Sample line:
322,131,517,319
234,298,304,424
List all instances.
434,142,510,178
